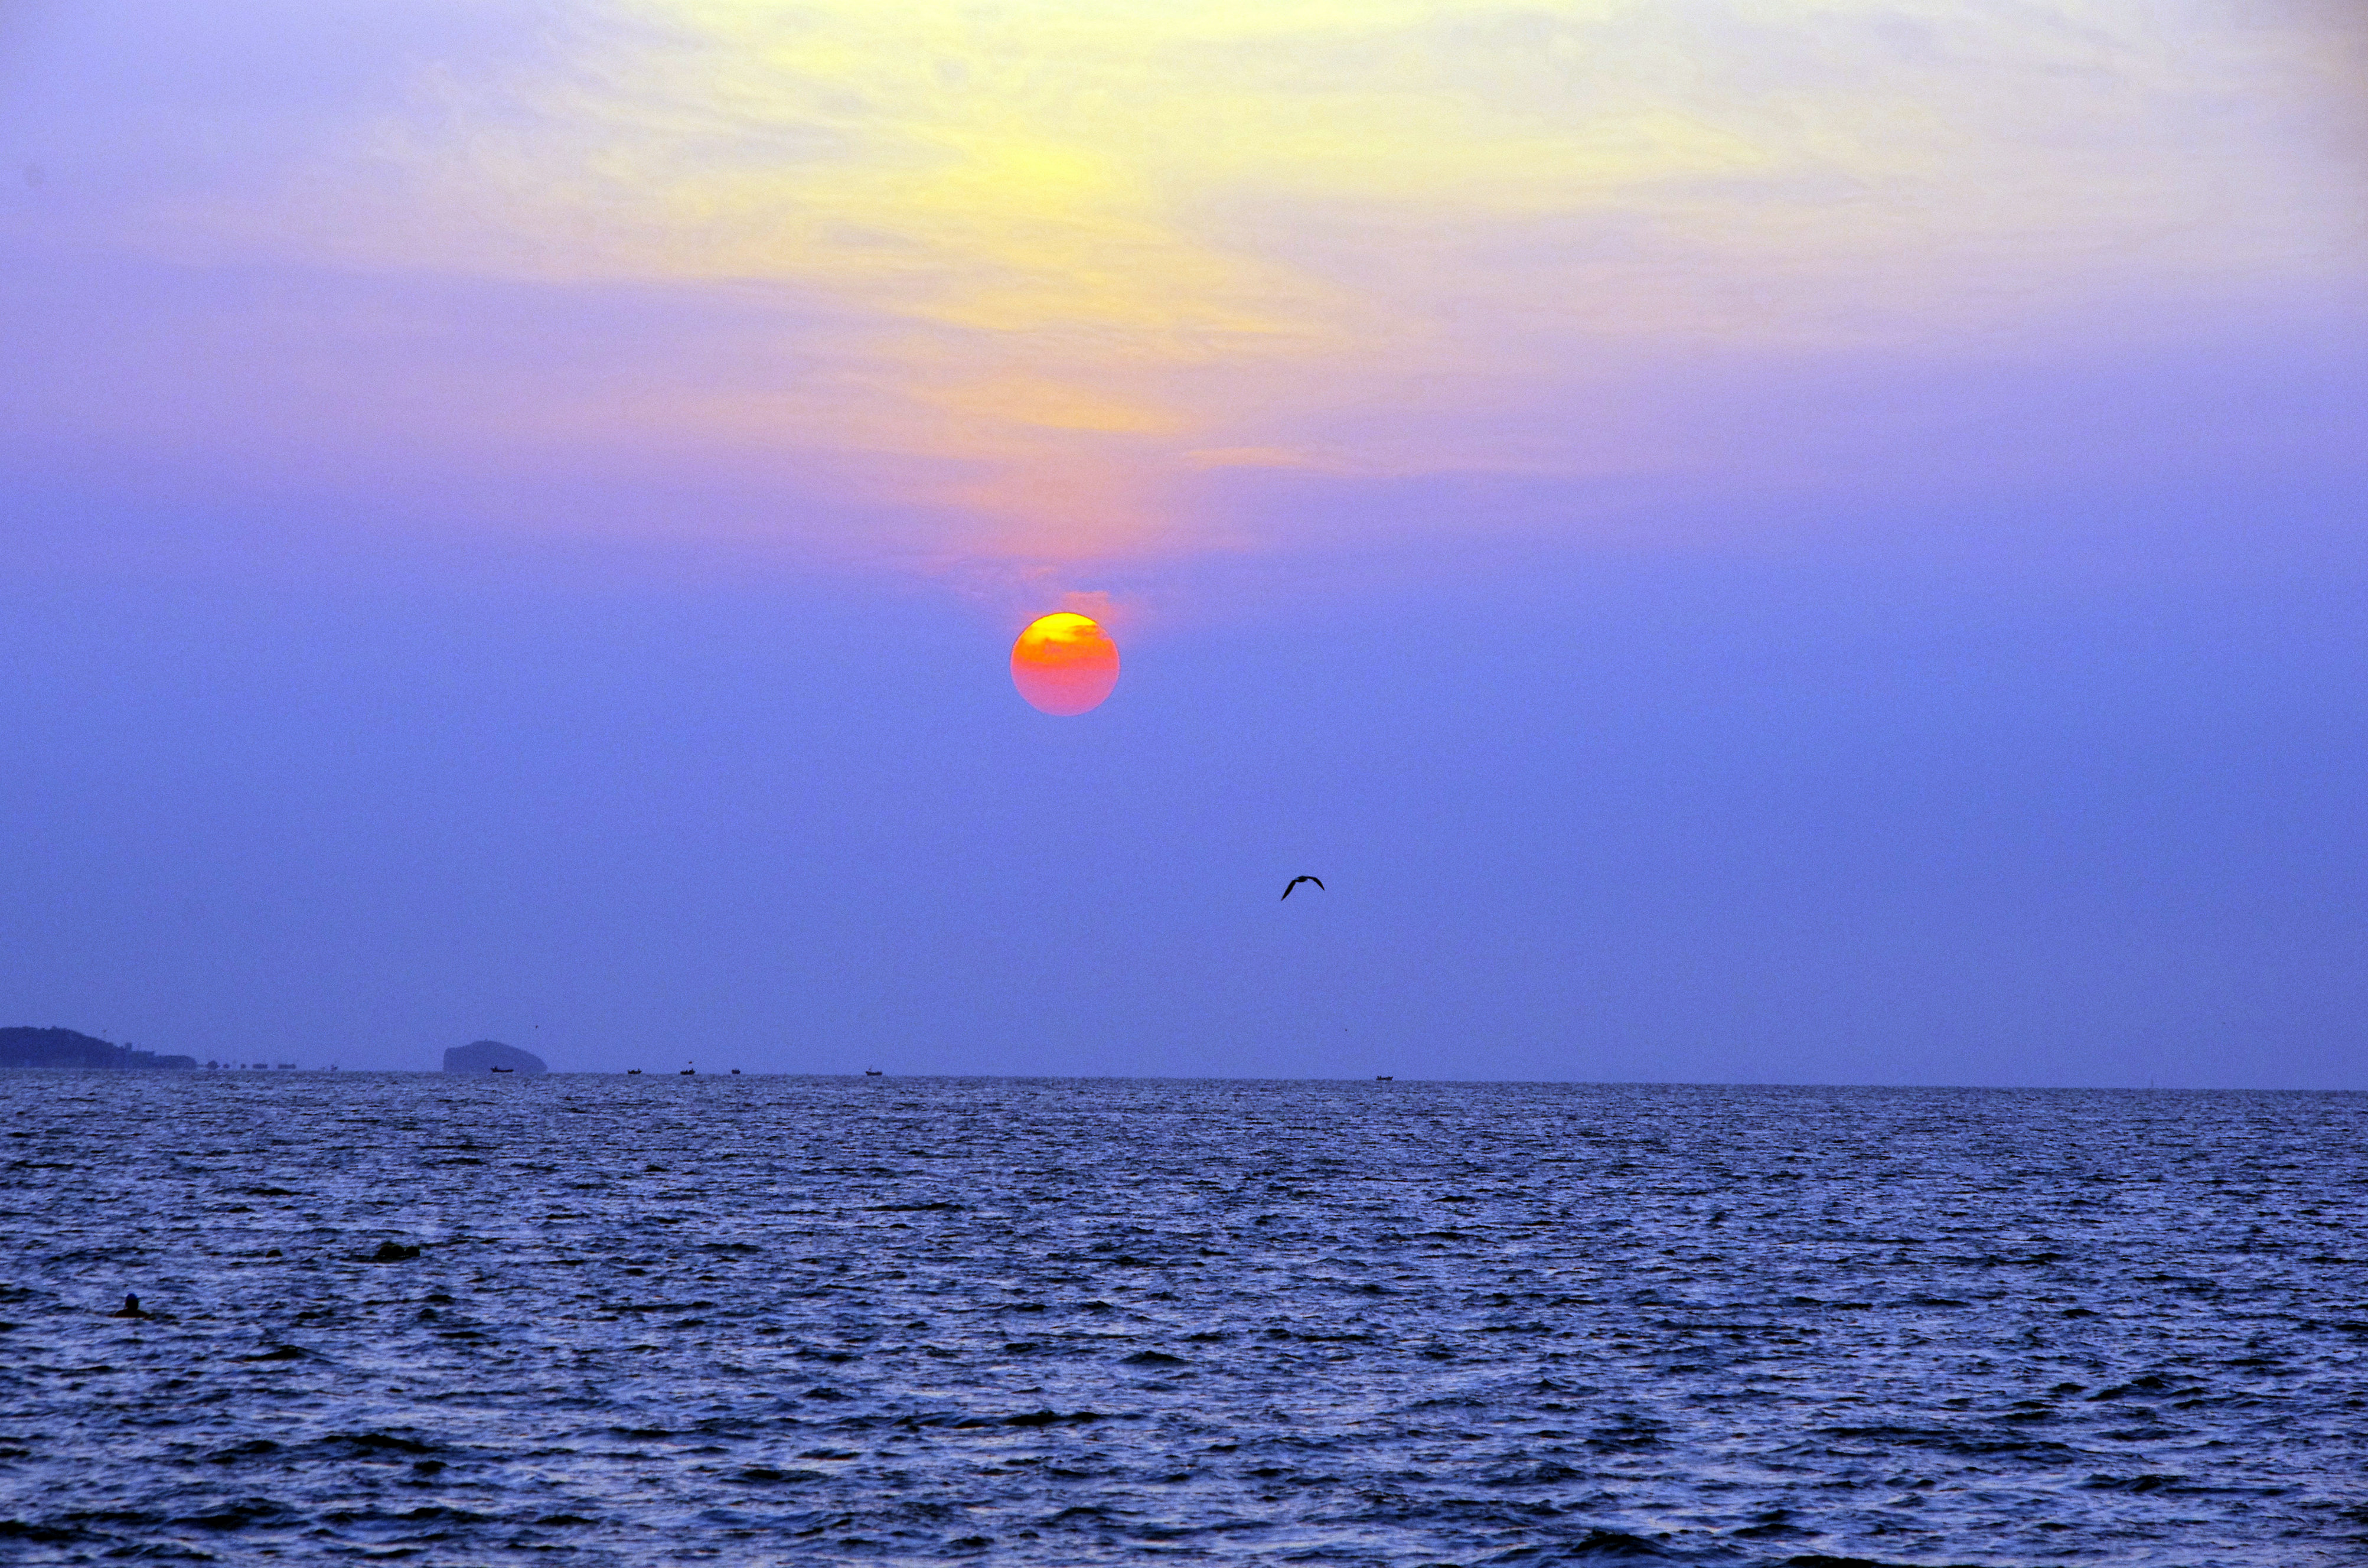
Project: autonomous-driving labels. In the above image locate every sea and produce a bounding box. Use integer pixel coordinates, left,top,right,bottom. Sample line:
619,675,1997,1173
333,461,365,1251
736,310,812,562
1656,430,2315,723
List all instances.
1,1074,2362,1566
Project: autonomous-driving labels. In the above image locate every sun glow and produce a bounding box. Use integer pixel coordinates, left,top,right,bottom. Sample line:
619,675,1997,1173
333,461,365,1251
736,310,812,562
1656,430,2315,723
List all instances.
1010,613,1121,716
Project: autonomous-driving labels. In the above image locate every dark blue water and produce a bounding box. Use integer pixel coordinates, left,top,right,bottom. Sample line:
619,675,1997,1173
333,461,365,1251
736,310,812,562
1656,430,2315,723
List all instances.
2,1075,2362,1565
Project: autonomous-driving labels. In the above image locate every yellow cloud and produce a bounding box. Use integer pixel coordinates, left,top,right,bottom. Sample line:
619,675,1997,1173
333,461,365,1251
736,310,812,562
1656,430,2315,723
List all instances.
925,376,1182,437
201,0,2362,560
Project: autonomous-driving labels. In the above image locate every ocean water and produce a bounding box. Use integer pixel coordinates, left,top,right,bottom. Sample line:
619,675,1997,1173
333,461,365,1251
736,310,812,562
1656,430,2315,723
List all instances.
1,1074,2362,1566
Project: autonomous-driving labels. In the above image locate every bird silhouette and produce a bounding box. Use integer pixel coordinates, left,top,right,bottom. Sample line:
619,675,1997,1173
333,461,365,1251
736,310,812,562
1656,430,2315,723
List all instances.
1281,875,1325,900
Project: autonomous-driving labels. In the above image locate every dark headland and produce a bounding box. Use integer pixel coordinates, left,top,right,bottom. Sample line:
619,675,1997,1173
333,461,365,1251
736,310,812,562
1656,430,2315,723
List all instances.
0,1026,195,1071
443,1039,548,1074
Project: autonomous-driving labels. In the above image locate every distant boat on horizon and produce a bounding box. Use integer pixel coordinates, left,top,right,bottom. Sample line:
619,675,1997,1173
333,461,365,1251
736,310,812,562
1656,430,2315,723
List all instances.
1376,1075,1393,1081
490,1066,513,1073
864,1068,882,1076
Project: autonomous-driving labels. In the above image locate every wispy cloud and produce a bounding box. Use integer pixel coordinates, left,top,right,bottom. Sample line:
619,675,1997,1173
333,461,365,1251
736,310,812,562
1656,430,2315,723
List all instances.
6,1,2360,571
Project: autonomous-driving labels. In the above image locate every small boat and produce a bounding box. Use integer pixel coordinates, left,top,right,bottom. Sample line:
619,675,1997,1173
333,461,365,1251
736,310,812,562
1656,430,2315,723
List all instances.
680,1068,696,1076
864,1068,882,1076
626,1069,642,1075
489,1066,513,1073
1376,1074,1393,1081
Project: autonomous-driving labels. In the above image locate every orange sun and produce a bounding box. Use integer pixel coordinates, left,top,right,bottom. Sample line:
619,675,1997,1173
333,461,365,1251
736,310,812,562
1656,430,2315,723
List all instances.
1010,612,1120,715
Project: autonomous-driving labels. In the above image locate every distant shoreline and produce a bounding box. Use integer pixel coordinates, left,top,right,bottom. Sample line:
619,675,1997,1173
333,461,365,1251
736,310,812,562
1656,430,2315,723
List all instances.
0,1027,195,1072
1,1062,2357,1094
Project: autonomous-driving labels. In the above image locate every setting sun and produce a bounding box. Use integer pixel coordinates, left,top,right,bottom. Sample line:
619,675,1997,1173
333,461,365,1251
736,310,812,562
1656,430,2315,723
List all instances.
1010,612,1120,716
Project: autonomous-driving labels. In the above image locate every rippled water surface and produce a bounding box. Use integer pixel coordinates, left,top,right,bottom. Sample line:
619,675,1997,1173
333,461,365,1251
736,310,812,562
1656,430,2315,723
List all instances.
2,1075,2363,1566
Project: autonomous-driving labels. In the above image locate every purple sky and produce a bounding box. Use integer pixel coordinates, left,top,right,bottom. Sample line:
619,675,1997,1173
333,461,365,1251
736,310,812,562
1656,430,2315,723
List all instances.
2,2,2362,1083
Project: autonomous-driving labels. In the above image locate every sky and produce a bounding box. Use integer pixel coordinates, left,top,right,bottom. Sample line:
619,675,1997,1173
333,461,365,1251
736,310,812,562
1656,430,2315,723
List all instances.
1,1,2363,1085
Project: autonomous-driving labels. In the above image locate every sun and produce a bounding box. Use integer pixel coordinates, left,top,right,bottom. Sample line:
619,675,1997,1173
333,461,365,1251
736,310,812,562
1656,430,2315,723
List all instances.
1010,612,1120,715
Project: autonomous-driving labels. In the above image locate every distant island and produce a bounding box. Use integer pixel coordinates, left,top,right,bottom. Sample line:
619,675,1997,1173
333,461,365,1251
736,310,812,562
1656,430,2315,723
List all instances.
0,1027,196,1071
444,1039,547,1074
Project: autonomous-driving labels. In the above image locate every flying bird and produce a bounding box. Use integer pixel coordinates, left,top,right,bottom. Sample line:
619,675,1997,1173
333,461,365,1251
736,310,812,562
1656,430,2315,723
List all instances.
1281,875,1325,900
